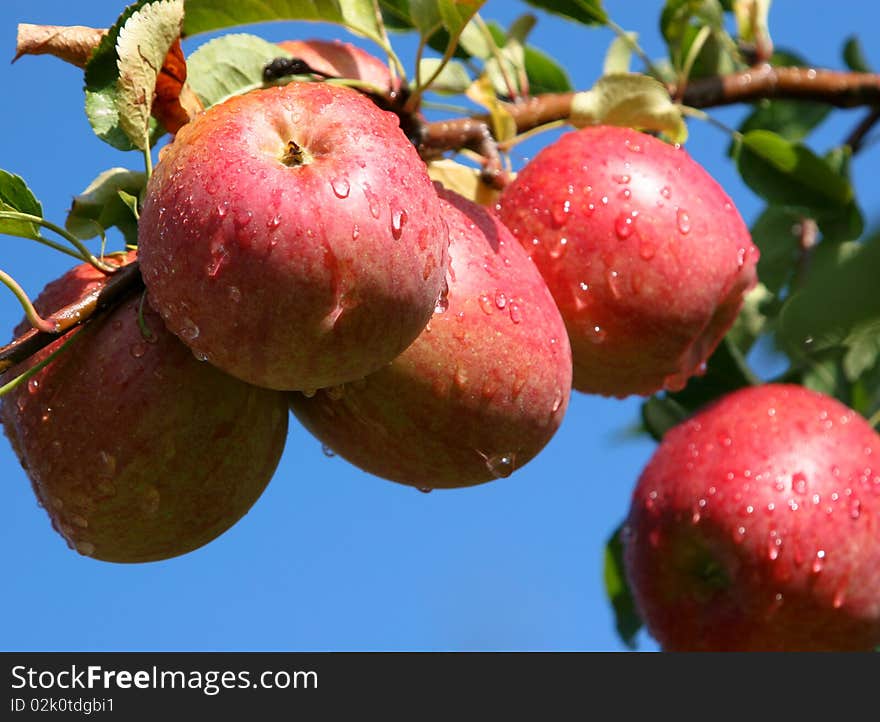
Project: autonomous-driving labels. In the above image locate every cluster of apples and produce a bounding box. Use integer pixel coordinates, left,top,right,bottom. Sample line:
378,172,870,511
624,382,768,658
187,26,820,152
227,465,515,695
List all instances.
4,38,879,650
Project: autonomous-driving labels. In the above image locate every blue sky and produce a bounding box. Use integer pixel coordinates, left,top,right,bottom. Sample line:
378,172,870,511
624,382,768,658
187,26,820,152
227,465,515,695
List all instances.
1,1,877,652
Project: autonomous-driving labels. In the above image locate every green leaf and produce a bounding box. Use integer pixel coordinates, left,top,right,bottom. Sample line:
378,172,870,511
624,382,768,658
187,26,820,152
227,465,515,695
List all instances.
186,34,293,108
0,170,43,240
116,0,185,150
418,58,471,94
736,99,830,145
661,0,733,76
727,282,772,352
604,524,642,650
736,130,853,212
183,0,387,48
523,0,607,26
570,74,687,143
748,205,801,293
603,32,637,75
84,0,168,151
843,35,872,73
66,168,146,244
641,395,688,441
779,235,880,359
523,45,572,93
379,0,414,31
843,321,880,383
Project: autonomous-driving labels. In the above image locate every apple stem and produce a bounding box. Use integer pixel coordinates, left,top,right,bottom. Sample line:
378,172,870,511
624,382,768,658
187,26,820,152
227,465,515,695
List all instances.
0,260,143,374
0,324,84,397
0,211,116,273
0,269,58,334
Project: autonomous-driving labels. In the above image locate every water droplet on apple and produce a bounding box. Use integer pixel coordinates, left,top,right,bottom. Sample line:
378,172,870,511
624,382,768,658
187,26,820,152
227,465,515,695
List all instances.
550,200,571,228
792,472,808,494
321,444,336,458
129,342,146,359
178,318,200,342
301,388,317,398
362,184,380,218
811,549,826,573
417,487,433,494
267,214,282,230
639,241,656,260
391,208,408,239
478,293,494,315
833,585,847,609
493,291,508,309
612,173,631,184
228,286,241,303
589,325,607,343
849,498,861,519
508,302,522,324
27,378,39,394
614,211,637,239
551,388,563,413
70,513,89,529
192,349,209,362
676,208,691,234
606,269,622,299
485,453,516,479
331,177,350,199
660,186,671,198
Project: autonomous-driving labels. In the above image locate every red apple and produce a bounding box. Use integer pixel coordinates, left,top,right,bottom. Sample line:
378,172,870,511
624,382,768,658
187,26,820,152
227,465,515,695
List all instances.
0,256,289,563
276,39,397,94
624,384,880,651
138,81,449,391
290,187,572,489
496,125,758,398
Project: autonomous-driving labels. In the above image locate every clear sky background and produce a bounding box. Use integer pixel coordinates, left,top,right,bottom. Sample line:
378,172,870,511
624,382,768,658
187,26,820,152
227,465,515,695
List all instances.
1,1,878,652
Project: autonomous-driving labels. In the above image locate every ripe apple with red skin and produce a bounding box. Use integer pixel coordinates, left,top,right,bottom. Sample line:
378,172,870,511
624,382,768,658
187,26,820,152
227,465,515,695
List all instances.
0,256,289,563
276,39,398,94
138,81,448,391
290,187,572,489
496,125,759,398
624,384,880,651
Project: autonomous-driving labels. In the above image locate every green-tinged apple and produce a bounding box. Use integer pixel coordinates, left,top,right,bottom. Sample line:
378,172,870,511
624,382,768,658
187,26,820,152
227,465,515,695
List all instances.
276,39,398,94
290,187,572,489
496,125,758,398
138,81,449,391
624,384,880,651
0,256,289,563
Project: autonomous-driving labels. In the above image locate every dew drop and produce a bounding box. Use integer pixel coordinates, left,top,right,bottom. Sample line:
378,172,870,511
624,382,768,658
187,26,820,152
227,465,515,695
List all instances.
27,378,39,394
228,286,241,303
550,200,571,228
494,291,508,309
485,452,516,479
417,487,433,494
178,318,200,342
321,444,336,458
639,242,656,260
478,293,494,315
676,208,691,234
331,177,350,199
266,214,282,230
192,349,209,362
508,302,522,324
351,224,360,241
660,186,671,199
614,211,637,239
98,450,116,475
391,208,408,239
612,173,631,184
129,342,146,359
849,498,862,519
301,388,317,398
833,585,847,609
216,202,229,218
589,325,607,343
812,549,826,574
792,472,808,495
